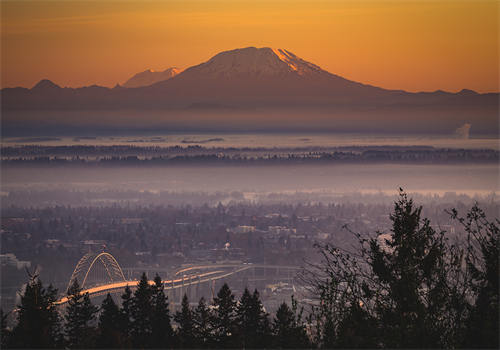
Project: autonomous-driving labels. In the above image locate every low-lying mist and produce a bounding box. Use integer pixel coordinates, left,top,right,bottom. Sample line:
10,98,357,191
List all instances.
2,163,498,207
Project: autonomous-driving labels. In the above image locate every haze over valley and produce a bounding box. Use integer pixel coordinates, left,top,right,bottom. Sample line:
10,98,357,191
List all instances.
1,2,498,348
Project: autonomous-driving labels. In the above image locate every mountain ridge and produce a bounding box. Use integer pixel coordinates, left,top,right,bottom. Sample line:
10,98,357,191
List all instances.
6,47,491,95
1,46,498,136
122,67,181,88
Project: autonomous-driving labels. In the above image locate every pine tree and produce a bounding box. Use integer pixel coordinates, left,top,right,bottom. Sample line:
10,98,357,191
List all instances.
130,273,153,348
1,309,10,349
120,285,133,346
151,274,174,348
335,303,378,348
9,277,62,348
273,302,294,348
308,190,463,348
96,293,123,348
272,299,310,349
235,288,271,348
210,283,236,348
174,294,195,348
367,191,449,348
65,279,98,348
193,297,212,348
252,289,272,346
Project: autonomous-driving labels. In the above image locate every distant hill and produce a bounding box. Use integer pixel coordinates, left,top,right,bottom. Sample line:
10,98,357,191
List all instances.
1,47,498,135
122,67,181,88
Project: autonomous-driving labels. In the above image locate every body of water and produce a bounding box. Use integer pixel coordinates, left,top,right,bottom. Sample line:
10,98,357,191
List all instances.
3,133,499,150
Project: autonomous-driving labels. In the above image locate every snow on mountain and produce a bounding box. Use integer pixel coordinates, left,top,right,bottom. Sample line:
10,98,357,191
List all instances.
123,67,181,88
179,47,327,79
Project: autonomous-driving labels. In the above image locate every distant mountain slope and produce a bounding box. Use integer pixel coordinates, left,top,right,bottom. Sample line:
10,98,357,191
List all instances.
146,47,392,103
122,67,181,88
2,47,496,108
1,47,498,135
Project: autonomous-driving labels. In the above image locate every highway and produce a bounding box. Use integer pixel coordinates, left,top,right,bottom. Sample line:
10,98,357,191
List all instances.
55,270,226,305
174,264,301,276
56,263,302,306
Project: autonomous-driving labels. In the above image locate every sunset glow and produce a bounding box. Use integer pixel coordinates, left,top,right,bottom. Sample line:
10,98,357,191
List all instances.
1,0,498,92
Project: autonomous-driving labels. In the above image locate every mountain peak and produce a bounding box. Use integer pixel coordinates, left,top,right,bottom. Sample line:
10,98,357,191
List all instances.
32,79,60,90
458,88,478,96
182,46,325,79
123,67,181,88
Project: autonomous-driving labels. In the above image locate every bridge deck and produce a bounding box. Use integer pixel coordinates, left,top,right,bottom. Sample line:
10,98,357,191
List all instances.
56,264,301,305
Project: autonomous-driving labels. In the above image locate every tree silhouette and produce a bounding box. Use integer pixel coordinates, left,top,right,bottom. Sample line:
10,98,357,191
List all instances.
367,191,449,347
210,283,236,348
130,273,153,347
1,309,10,349
307,190,470,348
8,276,62,348
3,192,497,350
193,297,212,348
120,285,133,346
65,279,98,348
175,294,195,348
150,274,174,348
334,303,377,348
235,288,271,348
96,293,123,348
272,298,310,349
450,205,499,348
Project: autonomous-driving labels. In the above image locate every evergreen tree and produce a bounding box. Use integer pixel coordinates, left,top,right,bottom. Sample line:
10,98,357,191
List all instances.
273,302,294,348
130,273,153,348
272,299,310,349
210,283,236,348
334,303,378,348
1,309,10,349
96,293,123,348
451,205,499,348
64,279,98,348
252,289,272,347
235,288,271,348
9,277,62,348
150,274,174,348
174,294,195,348
367,191,449,347
120,285,133,347
308,190,459,349
193,297,212,348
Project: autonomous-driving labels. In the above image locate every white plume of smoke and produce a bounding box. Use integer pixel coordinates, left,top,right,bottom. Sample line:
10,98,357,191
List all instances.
455,123,471,139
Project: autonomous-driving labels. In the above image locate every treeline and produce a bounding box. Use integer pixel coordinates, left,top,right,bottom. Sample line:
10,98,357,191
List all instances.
3,149,499,166
305,192,498,349
0,144,436,157
1,193,498,349
1,275,309,349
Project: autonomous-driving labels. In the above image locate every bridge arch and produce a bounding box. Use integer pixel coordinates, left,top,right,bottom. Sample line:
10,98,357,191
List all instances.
67,252,126,293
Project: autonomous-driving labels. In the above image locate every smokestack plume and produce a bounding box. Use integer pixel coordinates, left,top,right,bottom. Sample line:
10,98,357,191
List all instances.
455,123,471,139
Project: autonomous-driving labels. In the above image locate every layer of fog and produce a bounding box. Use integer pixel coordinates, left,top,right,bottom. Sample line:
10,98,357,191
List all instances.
2,164,498,206
3,105,498,138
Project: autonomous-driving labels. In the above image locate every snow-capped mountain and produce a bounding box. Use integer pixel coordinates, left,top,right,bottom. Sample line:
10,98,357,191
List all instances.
122,67,181,88
179,47,325,79
148,46,383,101
1,46,497,136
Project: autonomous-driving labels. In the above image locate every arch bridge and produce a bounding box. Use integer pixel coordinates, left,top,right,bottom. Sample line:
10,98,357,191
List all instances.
57,252,301,305
67,251,126,293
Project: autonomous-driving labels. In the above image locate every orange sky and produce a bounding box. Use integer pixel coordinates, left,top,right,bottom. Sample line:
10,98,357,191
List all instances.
1,0,498,92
